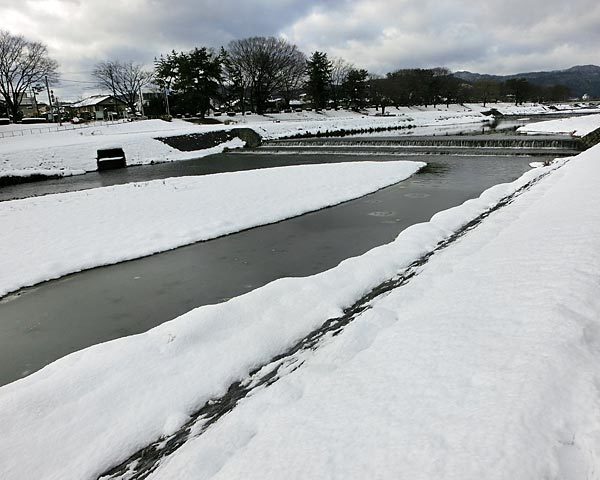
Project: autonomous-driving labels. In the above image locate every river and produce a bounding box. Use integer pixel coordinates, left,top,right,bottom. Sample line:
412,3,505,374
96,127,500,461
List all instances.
0,149,550,385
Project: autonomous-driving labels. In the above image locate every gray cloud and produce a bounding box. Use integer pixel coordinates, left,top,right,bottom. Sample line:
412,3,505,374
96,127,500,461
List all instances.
283,0,600,74
0,0,598,99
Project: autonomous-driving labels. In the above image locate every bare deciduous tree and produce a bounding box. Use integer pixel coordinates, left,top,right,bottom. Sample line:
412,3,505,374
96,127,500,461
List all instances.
0,30,59,121
279,48,306,109
226,37,305,114
329,57,354,107
92,60,154,114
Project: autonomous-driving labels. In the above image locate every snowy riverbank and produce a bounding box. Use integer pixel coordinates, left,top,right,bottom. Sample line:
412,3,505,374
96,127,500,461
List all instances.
518,112,600,136
0,119,245,181
0,101,574,182
0,161,423,298
4,142,599,478
1,102,598,182
152,145,600,480
0,111,481,181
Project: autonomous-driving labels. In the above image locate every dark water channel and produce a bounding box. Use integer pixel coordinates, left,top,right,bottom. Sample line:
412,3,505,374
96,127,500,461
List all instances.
0,151,547,386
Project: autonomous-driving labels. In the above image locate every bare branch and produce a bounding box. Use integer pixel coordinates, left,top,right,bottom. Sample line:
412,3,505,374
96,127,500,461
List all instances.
226,37,305,113
0,30,59,120
93,60,154,112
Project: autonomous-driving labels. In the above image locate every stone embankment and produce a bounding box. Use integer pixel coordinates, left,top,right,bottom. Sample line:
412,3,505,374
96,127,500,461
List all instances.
156,127,262,150
582,127,600,149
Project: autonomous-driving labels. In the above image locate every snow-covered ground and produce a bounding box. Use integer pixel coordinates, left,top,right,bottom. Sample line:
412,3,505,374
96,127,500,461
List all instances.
0,112,482,180
4,139,600,478
0,119,243,180
1,102,597,181
249,109,487,139
0,161,423,298
150,146,600,480
0,118,127,137
464,101,600,116
518,112,600,137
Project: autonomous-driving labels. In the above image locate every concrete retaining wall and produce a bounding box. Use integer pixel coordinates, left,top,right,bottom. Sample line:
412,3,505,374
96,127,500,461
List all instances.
581,127,600,149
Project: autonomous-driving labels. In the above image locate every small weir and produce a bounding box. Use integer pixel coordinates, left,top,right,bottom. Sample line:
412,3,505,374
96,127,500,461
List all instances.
259,134,584,157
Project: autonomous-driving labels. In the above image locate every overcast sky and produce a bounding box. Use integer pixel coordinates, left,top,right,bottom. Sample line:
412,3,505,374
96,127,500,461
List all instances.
1,0,599,99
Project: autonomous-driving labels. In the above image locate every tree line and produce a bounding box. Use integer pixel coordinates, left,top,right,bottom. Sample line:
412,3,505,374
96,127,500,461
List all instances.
151,39,358,117
151,42,573,117
0,29,574,121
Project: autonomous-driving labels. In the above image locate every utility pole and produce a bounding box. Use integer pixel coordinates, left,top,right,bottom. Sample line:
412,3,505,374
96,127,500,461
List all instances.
45,75,54,122
139,87,144,117
164,87,170,116
55,95,62,126
31,86,39,117
109,67,118,120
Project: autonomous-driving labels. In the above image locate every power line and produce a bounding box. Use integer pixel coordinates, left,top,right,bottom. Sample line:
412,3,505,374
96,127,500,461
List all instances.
57,78,97,84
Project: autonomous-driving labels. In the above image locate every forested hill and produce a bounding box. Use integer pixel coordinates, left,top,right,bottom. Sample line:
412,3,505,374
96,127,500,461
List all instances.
454,65,600,98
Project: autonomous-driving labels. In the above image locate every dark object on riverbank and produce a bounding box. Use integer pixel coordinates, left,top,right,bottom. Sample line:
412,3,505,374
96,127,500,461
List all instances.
183,118,223,125
481,108,502,117
97,148,127,170
156,128,262,151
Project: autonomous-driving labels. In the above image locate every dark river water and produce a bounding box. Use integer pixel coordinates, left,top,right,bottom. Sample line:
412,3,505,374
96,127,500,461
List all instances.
0,150,549,386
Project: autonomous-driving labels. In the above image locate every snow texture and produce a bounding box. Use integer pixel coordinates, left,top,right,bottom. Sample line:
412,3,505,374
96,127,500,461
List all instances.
150,146,600,480
0,148,582,480
518,113,600,137
0,161,423,298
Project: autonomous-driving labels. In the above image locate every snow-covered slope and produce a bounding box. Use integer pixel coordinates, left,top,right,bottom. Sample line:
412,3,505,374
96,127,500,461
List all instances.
0,149,579,479
153,146,600,480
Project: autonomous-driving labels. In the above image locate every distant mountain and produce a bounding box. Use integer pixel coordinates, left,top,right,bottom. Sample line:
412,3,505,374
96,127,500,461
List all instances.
454,65,600,98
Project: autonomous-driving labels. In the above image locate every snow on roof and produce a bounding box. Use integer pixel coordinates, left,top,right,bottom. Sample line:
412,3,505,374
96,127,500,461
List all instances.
71,96,114,108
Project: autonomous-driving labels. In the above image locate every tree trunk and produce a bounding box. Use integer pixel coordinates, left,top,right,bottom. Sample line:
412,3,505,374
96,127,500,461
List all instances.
9,102,21,122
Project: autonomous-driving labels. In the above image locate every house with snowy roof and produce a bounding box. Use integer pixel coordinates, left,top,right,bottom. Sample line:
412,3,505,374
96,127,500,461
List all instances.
70,95,127,120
